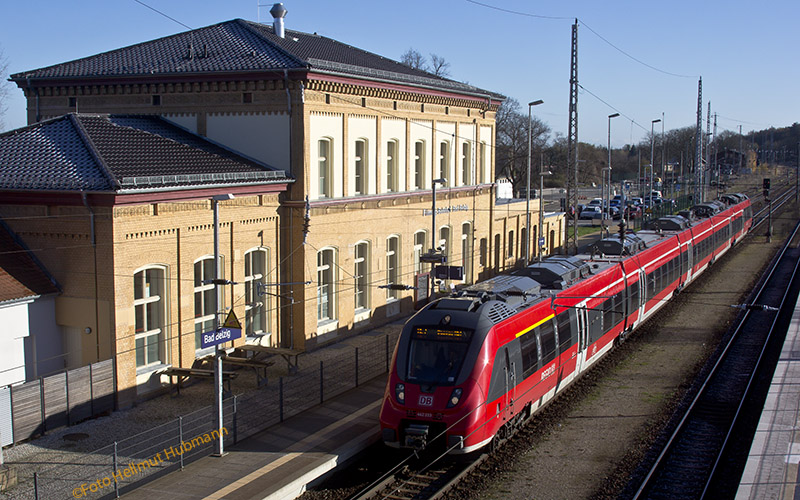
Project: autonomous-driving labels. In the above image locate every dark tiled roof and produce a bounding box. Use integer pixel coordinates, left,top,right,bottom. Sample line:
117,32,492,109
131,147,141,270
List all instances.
0,114,291,192
11,19,504,100
0,221,60,304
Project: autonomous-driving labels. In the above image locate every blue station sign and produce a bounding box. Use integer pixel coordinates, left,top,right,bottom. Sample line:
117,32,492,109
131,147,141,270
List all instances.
201,311,242,349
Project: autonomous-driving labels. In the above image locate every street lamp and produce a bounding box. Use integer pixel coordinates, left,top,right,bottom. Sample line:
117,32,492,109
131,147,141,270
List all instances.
211,193,234,457
525,99,544,266
649,118,661,213
538,161,552,263
606,113,620,224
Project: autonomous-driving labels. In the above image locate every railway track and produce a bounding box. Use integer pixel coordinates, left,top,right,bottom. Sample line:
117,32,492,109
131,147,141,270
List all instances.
630,192,800,499
337,185,796,500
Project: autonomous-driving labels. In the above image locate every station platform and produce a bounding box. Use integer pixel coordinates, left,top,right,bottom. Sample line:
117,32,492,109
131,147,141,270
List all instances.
121,377,386,500
737,293,800,499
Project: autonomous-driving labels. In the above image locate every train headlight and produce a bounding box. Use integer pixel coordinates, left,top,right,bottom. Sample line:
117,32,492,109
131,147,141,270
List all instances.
446,388,463,408
395,383,405,404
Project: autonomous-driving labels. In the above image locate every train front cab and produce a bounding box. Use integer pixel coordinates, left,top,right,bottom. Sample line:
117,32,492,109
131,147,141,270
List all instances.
379,303,495,454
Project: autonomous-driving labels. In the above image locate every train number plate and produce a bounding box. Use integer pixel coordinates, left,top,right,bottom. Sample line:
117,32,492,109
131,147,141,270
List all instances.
418,395,434,406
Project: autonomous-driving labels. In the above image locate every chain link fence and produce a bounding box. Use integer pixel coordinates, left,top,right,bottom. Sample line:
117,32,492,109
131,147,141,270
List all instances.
19,332,397,500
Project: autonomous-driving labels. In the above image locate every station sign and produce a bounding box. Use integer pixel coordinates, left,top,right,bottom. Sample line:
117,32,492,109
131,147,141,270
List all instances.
434,265,464,280
201,310,242,349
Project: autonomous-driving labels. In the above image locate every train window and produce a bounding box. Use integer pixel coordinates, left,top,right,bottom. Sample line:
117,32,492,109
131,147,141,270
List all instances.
628,280,640,312
602,297,614,333
539,320,557,365
520,331,539,379
588,308,603,344
407,329,471,385
557,311,574,351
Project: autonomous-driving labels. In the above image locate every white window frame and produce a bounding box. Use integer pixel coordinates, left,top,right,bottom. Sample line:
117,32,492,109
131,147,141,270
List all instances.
386,235,400,300
318,138,333,198
354,241,370,311
317,248,337,323
134,266,168,369
461,222,473,284
194,256,220,352
386,139,399,192
439,225,451,264
414,140,426,190
479,141,487,184
461,141,472,186
439,140,450,184
244,248,270,338
354,138,367,195
413,230,427,275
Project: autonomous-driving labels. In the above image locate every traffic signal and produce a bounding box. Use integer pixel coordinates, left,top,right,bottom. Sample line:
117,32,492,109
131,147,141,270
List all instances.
763,178,770,190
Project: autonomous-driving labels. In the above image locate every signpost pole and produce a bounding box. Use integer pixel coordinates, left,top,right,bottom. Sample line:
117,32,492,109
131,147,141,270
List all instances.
211,194,233,456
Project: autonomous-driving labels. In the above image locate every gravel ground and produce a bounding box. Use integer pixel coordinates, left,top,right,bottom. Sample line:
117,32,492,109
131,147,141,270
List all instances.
453,204,799,500
0,322,404,499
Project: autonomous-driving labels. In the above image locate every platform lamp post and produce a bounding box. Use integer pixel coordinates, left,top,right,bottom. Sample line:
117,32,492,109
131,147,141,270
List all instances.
525,99,544,267
538,164,552,263
211,193,234,456
607,113,620,225
649,118,661,206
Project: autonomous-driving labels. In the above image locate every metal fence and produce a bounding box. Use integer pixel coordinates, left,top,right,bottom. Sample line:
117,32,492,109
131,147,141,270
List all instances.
25,333,395,500
1,360,115,448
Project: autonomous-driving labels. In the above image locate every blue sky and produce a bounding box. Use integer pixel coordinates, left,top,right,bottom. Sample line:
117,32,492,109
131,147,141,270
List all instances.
1,0,797,147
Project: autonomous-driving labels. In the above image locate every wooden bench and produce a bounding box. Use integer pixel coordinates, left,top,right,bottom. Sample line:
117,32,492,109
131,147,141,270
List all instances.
236,345,304,375
222,356,275,387
164,367,238,396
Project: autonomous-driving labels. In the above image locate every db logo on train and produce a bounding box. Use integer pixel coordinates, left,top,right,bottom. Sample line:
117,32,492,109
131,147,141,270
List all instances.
418,395,434,406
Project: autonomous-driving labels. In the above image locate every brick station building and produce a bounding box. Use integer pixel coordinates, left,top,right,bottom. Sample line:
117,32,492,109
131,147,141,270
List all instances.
5,10,564,400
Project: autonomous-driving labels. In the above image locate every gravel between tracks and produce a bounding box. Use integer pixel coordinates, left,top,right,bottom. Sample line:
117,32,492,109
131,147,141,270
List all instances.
453,205,800,500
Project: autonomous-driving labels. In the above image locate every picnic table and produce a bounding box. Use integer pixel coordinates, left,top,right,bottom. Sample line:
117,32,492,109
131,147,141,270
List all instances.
235,345,303,374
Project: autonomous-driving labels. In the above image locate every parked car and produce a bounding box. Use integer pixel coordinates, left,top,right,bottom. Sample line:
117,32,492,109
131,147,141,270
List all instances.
579,205,602,220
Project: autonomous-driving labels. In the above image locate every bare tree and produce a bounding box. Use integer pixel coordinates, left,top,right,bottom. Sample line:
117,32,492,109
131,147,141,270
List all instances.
400,48,427,71
429,54,450,77
495,98,550,194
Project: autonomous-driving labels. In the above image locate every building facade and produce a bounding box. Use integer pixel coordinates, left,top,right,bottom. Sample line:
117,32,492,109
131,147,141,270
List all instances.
8,12,564,397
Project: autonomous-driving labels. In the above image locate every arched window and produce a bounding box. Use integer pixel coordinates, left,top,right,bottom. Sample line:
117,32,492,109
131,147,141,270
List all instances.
354,138,368,195
354,241,370,311
439,226,451,264
318,138,333,198
414,140,426,190
317,248,337,322
413,230,427,275
386,139,399,192
194,256,221,351
244,248,269,337
386,235,400,300
134,266,167,367
461,222,473,284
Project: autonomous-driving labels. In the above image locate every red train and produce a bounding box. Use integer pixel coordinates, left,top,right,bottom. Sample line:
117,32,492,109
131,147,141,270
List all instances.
380,195,752,454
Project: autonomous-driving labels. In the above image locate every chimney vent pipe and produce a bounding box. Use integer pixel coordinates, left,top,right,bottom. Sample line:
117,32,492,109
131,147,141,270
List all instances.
270,3,287,38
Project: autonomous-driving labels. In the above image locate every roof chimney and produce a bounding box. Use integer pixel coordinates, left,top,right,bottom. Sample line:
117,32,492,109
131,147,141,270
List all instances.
270,3,287,39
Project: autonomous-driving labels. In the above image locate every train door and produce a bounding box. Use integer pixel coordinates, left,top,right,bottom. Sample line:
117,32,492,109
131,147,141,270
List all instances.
636,269,647,325
686,241,693,281
502,347,515,421
574,299,589,375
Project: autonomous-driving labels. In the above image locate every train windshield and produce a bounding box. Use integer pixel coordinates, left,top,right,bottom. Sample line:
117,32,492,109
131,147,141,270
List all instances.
407,326,472,385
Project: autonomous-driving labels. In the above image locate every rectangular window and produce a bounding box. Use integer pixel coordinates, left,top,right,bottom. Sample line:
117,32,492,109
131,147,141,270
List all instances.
439,141,449,183
508,230,514,259
386,140,398,192
318,139,331,198
194,257,218,350
461,223,472,284
414,140,425,190
134,267,166,368
152,95,161,106
354,139,366,195
244,249,269,337
461,142,471,185
479,142,487,184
